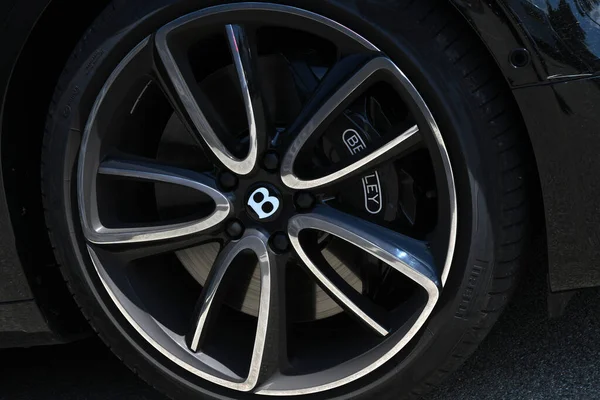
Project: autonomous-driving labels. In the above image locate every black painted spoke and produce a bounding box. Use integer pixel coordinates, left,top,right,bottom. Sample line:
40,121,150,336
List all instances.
288,205,440,336
317,124,422,196
89,154,228,261
186,232,288,390
154,27,260,175
281,56,423,190
279,54,377,163
82,155,232,247
186,239,248,354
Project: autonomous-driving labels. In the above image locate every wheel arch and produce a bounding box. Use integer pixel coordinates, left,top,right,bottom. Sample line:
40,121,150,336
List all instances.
0,0,555,346
0,0,112,341
451,0,600,293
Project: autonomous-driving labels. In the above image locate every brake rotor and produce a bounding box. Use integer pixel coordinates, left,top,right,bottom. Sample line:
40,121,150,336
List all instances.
176,241,362,320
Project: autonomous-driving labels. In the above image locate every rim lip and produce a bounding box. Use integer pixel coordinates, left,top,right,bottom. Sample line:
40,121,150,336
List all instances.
76,2,458,396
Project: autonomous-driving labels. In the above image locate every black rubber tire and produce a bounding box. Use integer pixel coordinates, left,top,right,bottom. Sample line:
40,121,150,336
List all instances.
42,0,532,399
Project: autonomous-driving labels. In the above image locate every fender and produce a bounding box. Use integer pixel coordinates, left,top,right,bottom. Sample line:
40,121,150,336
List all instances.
452,0,600,291
0,0,57,343
0,0,105,342
0,0,49,303
452,0,600,85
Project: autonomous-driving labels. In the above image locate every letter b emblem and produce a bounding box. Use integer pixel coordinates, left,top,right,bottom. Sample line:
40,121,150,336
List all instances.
247,187,280,219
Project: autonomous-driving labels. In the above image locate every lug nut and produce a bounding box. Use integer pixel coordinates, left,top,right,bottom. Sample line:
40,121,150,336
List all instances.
226,219,244,239
270,232,289,253
295,192,315,210
262,151,280,172
218,171,238,191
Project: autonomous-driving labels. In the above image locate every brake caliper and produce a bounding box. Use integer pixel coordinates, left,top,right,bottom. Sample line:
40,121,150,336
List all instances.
322,103,399,224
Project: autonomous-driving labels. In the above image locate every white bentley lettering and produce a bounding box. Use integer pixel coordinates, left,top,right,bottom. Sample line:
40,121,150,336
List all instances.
362,172,383,214
343,129,367,155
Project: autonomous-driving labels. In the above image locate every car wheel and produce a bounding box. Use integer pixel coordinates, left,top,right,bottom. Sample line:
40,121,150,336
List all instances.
42,0,531,399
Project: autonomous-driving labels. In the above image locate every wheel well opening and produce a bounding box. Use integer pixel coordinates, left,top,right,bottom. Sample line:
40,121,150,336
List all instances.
1,0,111,337
447,1,548,296
0,0,549,340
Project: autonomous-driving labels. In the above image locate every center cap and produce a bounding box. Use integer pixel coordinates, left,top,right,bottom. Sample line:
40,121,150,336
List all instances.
246,184,282,221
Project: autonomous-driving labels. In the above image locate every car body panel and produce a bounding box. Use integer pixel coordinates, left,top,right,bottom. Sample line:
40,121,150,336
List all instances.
0,0,71,343
451,0,543,86
453,0,600,83
0,0,47,305
0,0,599,346
451,0,600,291
513,77,600,291
504,0,600,80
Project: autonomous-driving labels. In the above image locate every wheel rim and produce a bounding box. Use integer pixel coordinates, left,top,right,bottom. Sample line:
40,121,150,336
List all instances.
77,3,457,396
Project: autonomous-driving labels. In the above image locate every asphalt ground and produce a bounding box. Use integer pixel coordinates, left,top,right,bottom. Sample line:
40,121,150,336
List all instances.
1,269,599,400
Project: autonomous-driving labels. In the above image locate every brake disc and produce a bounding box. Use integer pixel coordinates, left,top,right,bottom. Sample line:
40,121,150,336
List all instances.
176,241,363,320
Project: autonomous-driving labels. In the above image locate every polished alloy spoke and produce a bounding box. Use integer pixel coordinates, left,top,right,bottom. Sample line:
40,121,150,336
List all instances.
289,206,440,335
281,56,423,190
81,156,232,245
99,157,220,192
318,124,421,193
90,233,221,265
226,24,268,163
155,22,265,175
187,230,287,391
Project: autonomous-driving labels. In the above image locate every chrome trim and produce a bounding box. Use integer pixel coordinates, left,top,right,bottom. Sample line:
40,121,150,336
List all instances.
547,73,593,80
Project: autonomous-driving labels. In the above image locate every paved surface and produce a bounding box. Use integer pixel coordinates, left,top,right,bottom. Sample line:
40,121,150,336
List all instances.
1,272,599,400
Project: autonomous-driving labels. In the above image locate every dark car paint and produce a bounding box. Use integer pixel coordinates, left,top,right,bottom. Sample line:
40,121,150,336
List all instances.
0,0,102,345
0,0,599,345
453,0,600,292
0,0,55,343
0,0,39,304
505,0,600,80
455,0,600,83
513,78,600,292
452,0,543,86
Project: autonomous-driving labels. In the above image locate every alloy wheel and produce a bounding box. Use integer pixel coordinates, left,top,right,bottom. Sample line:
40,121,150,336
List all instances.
77,3,456,396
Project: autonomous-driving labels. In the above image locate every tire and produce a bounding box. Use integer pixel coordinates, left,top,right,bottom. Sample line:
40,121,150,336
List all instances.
42,0,531,399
